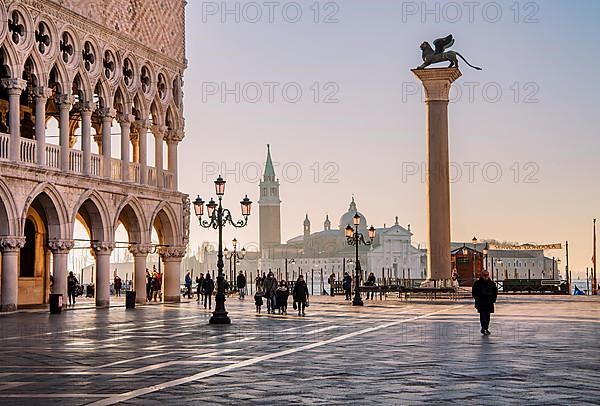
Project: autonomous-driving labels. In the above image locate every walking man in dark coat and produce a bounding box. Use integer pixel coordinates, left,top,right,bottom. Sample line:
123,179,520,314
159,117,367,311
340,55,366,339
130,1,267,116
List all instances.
472,270,498,335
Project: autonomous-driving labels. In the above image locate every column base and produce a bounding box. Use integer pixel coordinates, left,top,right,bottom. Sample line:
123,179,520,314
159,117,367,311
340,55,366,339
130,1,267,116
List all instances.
209,312,231,325
95,300,110,308
352,297,364,306
0,304,17,313
163,296,181,303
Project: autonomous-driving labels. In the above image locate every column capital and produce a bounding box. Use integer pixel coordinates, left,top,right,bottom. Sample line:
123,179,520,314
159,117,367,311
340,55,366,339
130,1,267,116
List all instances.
0,236,26,253
1,78,27,94
133,119,151,132
159,246,186,261
117,113,135,125
97,107,117,121
151,124,168,139
166,129,184,144
77,100,97,113
91,241,115,254
411,67,462,102
55,94,75,107
129,243,152,257
48,239,74,254
33,86,54,101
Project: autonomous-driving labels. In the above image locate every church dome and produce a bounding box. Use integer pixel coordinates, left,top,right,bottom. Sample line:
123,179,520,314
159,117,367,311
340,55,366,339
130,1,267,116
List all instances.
338,197,367,230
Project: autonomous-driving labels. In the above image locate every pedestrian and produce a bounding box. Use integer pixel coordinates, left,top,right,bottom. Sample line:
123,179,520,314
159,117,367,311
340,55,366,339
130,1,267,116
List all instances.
276,280,290,315
472,270,498,336
185,271,192,299
263,271,278,314
202,272,215,309
293,274,309,316
328,272,336,296
114,274,122,297
254,286,264,314
237,271,247,300
152,272,161,302
145,269,153,302
196,273,204,302
365,272,376,300
255,273,263,292
67,271,79,306
342,272,352,300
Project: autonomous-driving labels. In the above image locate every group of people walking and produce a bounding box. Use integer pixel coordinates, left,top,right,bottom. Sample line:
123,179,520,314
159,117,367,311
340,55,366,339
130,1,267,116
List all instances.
145,266,162,302
254,271,309,316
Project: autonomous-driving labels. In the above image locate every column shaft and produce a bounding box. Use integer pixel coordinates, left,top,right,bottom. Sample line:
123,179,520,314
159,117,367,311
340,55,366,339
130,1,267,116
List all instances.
138,124,148,184
167,140,178,190
0,238,24,312
134,255,148,304
81,103,94,176
57,96,73,171
119,114,134,182
34,88,52,166
2,79,26,161
52,252,69,298
163,258,182,303
93,242,114,308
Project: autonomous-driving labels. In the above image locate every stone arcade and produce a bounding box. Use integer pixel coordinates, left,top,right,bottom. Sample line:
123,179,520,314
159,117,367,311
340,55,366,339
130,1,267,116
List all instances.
0,0,188,312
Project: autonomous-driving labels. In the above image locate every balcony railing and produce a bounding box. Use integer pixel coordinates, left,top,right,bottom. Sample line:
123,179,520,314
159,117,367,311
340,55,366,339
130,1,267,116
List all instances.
129,162,140,183
0,133,9,160
19,138,36,164
91,154,102,177
45,144,60,169
0,136,176,190
69,149,83,173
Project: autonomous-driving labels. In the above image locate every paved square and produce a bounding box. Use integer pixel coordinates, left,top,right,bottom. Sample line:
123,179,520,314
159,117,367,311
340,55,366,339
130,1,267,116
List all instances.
0,295,598,405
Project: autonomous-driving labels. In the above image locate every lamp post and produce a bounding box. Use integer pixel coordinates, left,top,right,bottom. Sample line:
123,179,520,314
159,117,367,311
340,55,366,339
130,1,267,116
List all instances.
193,175,252,324
285,258,295,284
345,213,376,306
483,242,489,272
224,238,246,293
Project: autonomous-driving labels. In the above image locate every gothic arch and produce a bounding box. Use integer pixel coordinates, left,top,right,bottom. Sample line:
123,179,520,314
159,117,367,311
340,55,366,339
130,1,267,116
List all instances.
71,190,112,242
93,77,111,109
114,196,148,245
0,177,18,236
149,97,163,126
21,183,70,240
72,70,92,103
48,61,70,95
132,91,148,120
22,51,47,87
150,202,179,246
0,42,20,78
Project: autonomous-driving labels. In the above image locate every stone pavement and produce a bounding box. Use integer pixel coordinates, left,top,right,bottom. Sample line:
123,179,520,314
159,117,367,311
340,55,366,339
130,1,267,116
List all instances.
0,294,598,405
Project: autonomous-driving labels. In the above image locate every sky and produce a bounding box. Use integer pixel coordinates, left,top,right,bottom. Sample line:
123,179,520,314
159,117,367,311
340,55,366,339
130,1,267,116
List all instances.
177,0,600,278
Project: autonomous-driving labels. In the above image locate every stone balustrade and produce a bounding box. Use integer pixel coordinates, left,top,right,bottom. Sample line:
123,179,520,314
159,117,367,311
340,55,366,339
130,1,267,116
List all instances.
0,132,175,190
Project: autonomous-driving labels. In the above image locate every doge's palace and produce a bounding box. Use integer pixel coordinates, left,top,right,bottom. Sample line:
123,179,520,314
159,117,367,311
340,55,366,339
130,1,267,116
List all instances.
0,0,189,311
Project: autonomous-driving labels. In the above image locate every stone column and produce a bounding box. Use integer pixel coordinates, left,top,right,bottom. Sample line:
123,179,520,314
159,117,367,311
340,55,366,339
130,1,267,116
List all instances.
161,247,185,303
80,101,95,176
98,108,116,179
1,79,27,162
34,87,53,166
118,114,134,182
0,237,26,312
56,95,74,172
166,130,182,190
129,244,151,304
411,67,461,282
92,241,114,308
135,120,149,185
48,239,74,299
152,125,166,187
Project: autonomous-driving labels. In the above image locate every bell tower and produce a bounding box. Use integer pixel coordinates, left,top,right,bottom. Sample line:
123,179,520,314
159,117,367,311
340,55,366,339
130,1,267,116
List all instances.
258,144,281,256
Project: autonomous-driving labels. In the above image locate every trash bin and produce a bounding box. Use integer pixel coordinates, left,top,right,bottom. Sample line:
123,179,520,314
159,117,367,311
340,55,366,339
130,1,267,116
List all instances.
49,293,63,314
125,290,136,309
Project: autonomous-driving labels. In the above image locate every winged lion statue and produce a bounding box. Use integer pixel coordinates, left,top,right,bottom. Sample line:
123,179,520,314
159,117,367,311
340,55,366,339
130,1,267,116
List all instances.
416,34,482,70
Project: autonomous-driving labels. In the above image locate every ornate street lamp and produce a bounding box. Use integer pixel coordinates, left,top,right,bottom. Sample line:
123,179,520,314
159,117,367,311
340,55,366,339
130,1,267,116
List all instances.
285,258,295,284
193,175,252,324
224,238,246,290
483,242,489,271
345,214,375,306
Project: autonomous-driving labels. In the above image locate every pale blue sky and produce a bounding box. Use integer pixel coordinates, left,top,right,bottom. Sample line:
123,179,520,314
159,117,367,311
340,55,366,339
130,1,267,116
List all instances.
180,0,600,276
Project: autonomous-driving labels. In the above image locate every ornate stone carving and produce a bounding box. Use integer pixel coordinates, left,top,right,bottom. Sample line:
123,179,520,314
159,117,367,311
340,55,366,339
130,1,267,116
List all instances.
128,243,152,257
33,86,54,101
76,100,97,113
0,237,26,253
117,113,135,126
167,129,184,144
1,78,27,94
182,195,190,246
55,94,75,107
48,239,75,254
132,119,150,132
91,241,115,254
97,107,117,121
151,125,168,139
159,246,186,259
